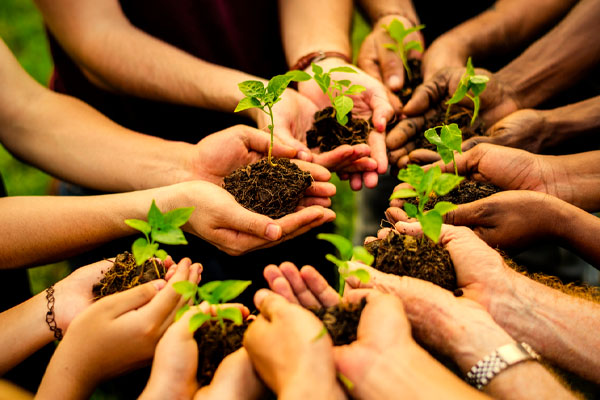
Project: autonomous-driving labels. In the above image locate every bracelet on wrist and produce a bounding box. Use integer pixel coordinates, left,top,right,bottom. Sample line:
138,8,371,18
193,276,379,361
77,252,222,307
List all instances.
466,342,540,390
45,285,64,340
290,51,351,71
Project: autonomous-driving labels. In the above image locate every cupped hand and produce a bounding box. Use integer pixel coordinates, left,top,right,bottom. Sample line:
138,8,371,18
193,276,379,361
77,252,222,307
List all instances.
421,36,469,81
243,290,345,399
357,15,425,92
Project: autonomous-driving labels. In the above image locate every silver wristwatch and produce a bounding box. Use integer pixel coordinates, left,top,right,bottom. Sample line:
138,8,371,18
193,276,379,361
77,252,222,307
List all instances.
466,342,541,389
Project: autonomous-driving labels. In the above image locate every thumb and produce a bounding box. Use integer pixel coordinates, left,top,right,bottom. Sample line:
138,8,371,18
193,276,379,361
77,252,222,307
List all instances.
245,129,297,159
462,135,493,151
224,202,283,241
442,202,479,227
403,71,447,116
102,280,164,317
377,44,405,92
273,127,312,161
369,91,395,132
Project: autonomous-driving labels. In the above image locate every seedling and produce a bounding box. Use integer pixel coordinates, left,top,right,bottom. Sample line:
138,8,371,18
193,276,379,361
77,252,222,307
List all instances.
173,280,251,332
424,123,462,175
235,70,311,166
382,19,425,82
389,164,463,242
317,233,371,296
124,200,194,277
310,63,366,126
445,57,489,125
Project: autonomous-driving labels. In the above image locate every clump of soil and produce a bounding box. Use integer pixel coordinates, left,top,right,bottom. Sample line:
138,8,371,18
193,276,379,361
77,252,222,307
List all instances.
413,103,486,151
406,179,502,210
195,319,250,387
306,107,370,152
92,252,165,299
310,298,366,345
223,158,312,219
397,59,423,105
365,231,457,291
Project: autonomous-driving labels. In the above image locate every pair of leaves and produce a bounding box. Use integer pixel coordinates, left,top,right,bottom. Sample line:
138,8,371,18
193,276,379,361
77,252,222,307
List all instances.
404,200,458,243
382,19,425,80
174,280,251,306
424,123,463,166
446,57,489,125
235,70,311,113
124,200,194,266
176,304,244,332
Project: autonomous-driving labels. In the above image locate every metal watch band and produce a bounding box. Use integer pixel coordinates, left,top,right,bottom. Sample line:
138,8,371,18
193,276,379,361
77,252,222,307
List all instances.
466,342,541,390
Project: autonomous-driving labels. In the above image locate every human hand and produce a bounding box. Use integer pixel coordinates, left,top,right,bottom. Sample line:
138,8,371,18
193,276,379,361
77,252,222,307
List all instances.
243,290,346,399
357,15,425,92
167,180,335,256
38,258,202,399
421,36,469,81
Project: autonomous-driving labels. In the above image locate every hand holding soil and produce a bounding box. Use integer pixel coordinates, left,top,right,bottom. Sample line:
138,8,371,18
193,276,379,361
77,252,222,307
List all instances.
421,35,469,81
244,290,346,399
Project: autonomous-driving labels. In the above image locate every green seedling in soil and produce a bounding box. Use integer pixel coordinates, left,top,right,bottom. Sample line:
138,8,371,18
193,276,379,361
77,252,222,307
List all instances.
235,71,311,166
445,57,489,125
124,200,194,277
389,164,463,243
173,280,252,332
382,19,425,82
310,63,366,126
424,123,462,175
317,233,371,296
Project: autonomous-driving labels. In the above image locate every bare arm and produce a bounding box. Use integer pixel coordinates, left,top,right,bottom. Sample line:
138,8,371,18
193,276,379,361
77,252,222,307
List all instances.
540,96,600,148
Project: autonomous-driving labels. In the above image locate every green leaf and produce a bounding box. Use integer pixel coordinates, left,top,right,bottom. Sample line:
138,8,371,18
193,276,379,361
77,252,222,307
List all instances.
466,57,475,76
469,82,487,98
329,66,357,74
437,147,454,165
234,97,261,113
336,113,349,126
348,268,370,283
267,74,293,103
311,62,323,75
284,70,311,82
383,43,398,52
152,226,187,245
124,219,151,236
417,165,441,196
131,237,158,266
189,312,211,332
345,84,366,95
404,40,423,53
446,82,468,105
197,281,222,303
404,202,418,218
313,74,328,94
211,280,252,303
175,304,190,321
405,24,426,35
337,79,351,87
216,307,243,325
147,200,164,228
352,246,374,266
397,164,425,187
238,80,265,98
333,96,354,126
389,188,417,200
433,173,464,196
469,75,489,85
155,249,168,261
471,95,481,125
418,210,443,243
318,233,353,260
173,281,198,301
424,127,443,147
163,207,195,227
432,201,458,216
325,254,348,270
385,19,407,43
440,124,462,153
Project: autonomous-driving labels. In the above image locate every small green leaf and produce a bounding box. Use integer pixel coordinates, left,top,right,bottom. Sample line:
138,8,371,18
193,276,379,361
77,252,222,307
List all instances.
336,113,349,126
155,249,168,261
163,207,194,227
433,174,464,196
318,233,353,260
152,226,187,245
470,75,489,85
212,280,252,303
345,84,366,95
432,201,458,215
216,307,243,325
437,147,454,165
189,312,211,332
404,24,426,35
383,43,398,52
234,97,261,113
348,268,370,283
334,95,354,126
466,57,475,76
440,124,462,153
124,219,151,236
175,304,190,321
198,281,222,303
132,237,158,266
329,66,357,74
352,246,374,266
397,164,425,187
147,200,164,228
238,80,265,98
284,70,311,81
389,188,417,200
267,74,293,103
446,82,469,105
417,165,441,196
311,62,323,75
424,128,444,146
404,202,418,218
173,281,198,301
337,79,351,87
418,210,443,243
404,40,423,53
471,95,481,125
325,254,348,270
470,82,487,98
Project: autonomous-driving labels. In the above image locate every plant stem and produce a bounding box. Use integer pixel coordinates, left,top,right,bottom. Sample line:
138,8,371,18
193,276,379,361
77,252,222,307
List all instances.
265,104,277,167
400,51,413,82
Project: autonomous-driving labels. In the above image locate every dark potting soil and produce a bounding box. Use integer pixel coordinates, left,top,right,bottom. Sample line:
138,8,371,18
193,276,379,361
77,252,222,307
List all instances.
92,252,165,299
306,107,370,152
365,231,457,291
406,179,502,210
397,59,423,105
310,298,366,346
223,158,312,219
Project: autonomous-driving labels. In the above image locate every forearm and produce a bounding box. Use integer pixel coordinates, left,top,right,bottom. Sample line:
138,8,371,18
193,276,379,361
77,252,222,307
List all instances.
435,0,575,61
279,0,352,66
539,96,600,149
490,270,600,383
357,0,419,25
0,292,55,375
495,0,600,108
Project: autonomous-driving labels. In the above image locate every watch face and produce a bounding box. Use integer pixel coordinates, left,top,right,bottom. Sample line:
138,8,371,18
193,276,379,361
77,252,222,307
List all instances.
497,342,536,364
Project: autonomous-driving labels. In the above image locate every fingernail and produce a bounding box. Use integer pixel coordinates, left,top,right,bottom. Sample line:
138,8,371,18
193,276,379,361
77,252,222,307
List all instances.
152,280,166,290
298,150,310,160
265,223,282,240
388,75,401,88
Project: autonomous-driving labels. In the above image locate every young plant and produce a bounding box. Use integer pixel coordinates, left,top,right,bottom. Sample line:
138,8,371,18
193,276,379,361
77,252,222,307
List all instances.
389,164,463,242
424,123,462,175
382,19,425,82
124,200,194,277
311,63,366,126
235,71,311,166
173,280,252,332
445,57,489,125
317,233,371,296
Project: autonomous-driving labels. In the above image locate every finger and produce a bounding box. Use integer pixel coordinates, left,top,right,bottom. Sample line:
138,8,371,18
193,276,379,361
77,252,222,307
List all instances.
462,135,493,151
358,36,384,83
368,130,388,174
385,207,413,224
343,288,374,304
299,265,340,307
253,289,290,321
403,71,448,116
141,258,192,321
264,264,300,305
189,262,203,285
292,160,332,182
393,221,424,237
350,173,363,191
356,292,409,347
377,40,405,91
407,148,442,165
344,262,378,290
304,182,336,198
362,171,379,189
442,201,482,227
364,236,378,245
280,262,322,308
103,280,163,317
377,227,393,240
273,129,312,160
222,198,283,241
388,142,417,166
370,91,396,132
335,156,378,174
338,172,349,180
386,116,425,150
244,128,297,159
